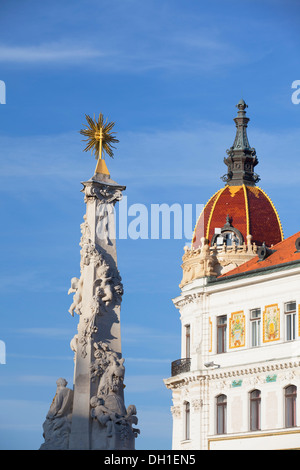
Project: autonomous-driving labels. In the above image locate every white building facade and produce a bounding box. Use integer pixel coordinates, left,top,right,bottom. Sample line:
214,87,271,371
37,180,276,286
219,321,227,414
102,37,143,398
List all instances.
164,101,300,450
165,244,300,450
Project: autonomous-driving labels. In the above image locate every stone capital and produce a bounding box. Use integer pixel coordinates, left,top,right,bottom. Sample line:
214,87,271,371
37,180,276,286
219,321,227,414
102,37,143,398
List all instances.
81,174,126,205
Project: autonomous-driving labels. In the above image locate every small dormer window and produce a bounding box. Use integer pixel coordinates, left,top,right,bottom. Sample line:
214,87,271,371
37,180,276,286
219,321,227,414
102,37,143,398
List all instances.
217,231,240,246
212,216,244,247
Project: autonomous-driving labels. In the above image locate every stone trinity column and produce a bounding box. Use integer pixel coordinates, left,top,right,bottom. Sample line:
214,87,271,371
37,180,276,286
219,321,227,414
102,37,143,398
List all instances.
40,114,139,450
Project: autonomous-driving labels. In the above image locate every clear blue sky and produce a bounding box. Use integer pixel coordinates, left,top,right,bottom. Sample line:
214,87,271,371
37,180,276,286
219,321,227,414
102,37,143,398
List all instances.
0,0,299,450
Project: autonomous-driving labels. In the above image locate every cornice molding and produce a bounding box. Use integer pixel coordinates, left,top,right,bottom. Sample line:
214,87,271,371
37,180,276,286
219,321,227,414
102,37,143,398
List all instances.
164,358,300,390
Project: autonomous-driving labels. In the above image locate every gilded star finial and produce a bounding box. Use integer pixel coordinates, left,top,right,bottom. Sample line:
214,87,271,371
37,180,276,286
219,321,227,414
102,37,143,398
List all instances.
79,113,119,175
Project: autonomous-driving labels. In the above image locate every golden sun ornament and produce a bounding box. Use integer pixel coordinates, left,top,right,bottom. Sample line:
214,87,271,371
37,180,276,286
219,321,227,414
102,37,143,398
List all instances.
79,113,119,160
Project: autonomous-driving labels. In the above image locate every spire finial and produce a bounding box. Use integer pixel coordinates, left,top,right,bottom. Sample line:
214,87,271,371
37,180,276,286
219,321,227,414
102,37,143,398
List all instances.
79,113,119,176
236,98,248,111
221,100,260,187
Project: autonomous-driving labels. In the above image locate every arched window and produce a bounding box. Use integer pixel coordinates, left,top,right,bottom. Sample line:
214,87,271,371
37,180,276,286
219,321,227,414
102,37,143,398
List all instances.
184,402,190,440
285,385,297,428
250,389,261,431
222,230,241,246
211,217,244,247
216,394,227,434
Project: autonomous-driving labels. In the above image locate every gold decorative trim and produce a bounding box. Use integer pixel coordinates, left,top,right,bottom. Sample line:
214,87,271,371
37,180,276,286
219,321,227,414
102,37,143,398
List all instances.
228,186,242,197
205,186,227,240
242,185,250,237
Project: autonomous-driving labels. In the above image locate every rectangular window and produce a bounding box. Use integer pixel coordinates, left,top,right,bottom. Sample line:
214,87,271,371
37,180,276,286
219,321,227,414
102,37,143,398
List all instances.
217,315,227,354
250,308,261,347
185,325,190,359
285,301,296,341
216,395,227,434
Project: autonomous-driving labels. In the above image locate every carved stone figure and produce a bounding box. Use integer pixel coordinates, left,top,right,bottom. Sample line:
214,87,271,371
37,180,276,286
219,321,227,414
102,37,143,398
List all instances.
90,394,139,450
89,341,138,449
40,378,73,450
124,405,140,438
80,214,91,247
90,396,122,449
96,202,114,245
90,247,123,318
70,334,78,361
91,341,125,398
68,276,83,316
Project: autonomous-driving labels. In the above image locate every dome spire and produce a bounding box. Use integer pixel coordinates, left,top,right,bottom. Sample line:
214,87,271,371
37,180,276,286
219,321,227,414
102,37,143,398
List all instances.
222,100,260,186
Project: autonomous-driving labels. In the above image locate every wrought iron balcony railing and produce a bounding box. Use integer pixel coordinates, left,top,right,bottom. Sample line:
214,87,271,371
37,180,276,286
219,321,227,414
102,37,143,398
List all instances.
171,358,191,377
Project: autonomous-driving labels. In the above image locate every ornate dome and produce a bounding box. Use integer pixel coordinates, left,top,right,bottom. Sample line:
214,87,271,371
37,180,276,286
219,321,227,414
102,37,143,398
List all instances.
192,100,283,250
192,184,283,249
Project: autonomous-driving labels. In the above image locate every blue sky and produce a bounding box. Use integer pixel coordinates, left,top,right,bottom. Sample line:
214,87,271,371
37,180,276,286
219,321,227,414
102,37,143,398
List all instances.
0,0,299,450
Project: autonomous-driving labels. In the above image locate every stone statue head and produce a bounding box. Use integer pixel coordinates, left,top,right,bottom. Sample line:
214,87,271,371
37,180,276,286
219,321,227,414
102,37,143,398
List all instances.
126,405,137,416
90,396,104,408
56,378,68,388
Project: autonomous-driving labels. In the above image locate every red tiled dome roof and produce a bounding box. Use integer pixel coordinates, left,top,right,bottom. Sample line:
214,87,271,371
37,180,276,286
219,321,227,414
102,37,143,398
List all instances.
192,184,283,249
220,231,300,278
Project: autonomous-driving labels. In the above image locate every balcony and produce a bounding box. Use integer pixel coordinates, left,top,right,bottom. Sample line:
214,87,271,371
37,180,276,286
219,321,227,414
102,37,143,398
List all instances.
171,358,191,376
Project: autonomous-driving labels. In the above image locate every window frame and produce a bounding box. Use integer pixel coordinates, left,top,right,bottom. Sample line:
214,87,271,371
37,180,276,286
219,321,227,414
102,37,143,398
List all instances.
284,301,297,342
185,324,191,359
249,389,261,431
250,308,261,347
285,385,297,428
184,401,191,440
217,315,227,354
216,394,227,435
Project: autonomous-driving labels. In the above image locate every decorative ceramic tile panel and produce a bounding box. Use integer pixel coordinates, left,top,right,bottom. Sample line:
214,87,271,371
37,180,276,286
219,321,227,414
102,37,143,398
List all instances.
229,311,245,349
263,304,280,343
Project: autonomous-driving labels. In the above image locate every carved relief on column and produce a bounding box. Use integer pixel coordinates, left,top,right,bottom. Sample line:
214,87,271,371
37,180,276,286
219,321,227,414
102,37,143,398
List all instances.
69,239,123,357
82,180,125,248
68,181,125,359
81,242,123,310
89,341,139,450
